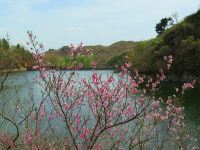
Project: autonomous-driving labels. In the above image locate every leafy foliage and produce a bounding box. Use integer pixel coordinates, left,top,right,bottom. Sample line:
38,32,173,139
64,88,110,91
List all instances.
0,39,33,70
108,9,200,77
155,17,174,35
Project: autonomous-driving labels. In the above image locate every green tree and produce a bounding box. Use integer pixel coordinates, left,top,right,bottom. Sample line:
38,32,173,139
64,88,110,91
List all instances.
16,43,21,49
155,17,174,35
1,38,9,50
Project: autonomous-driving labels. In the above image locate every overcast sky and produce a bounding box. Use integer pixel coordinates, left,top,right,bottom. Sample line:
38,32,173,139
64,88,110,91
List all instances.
0,0,200,50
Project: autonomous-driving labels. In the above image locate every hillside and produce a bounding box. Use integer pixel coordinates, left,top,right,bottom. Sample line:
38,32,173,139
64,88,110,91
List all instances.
0,40,33,71
109,9,200,77
45,41,137,67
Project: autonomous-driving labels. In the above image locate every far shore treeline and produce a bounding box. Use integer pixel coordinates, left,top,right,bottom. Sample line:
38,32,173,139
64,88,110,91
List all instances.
0,39,33,70
1,9,200,80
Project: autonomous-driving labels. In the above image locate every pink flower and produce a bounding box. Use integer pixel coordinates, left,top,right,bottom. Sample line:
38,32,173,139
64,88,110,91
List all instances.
132,88,138,94
166,99,172,105
140,98,145,104
32,66,39,70
25,129,32,145
80,133,86,139
124,105,132,116
79,128,90,140
91,61,97,68
164,55,173,69
74,113,81,125
151,101,160,109
175,107,183,114
72,126,78,132
30,112,36,120
124,63,132,69
92,73,100,85
48,115,54,120
71,47,79,57
76,63,83,69
40,72,48,79
39,106,46,118
107,76,114,83
182,83,194,91
63,103,69,110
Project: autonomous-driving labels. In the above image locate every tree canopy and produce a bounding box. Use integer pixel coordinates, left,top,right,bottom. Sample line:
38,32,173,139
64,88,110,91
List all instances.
155,17,174,35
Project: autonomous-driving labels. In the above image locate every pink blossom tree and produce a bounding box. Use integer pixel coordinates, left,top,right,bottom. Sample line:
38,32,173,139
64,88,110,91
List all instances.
0,32,199,150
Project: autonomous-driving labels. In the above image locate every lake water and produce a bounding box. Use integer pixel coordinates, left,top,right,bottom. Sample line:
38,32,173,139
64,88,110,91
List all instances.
0,70,200,146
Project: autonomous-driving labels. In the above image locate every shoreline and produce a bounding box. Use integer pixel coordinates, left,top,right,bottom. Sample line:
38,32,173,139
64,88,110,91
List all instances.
0,67,27,73
0,67,115,73
1,68,199,83
26,66,114,71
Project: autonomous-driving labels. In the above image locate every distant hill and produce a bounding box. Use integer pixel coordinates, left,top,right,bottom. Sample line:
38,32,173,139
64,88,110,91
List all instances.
45,41,137,67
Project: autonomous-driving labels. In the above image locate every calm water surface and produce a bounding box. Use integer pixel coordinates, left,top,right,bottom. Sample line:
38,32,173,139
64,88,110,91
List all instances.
1,70,200,144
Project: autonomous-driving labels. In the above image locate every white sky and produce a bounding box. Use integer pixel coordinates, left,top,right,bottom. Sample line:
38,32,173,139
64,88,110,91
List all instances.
0,0,199,50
